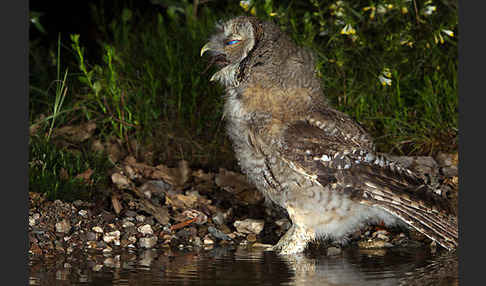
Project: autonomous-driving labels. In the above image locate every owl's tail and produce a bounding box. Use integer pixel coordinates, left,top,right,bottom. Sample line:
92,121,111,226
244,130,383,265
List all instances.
361,183,458,250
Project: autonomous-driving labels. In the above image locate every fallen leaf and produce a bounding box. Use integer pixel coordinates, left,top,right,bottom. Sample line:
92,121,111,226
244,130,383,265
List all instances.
75,168,93,185
111,173,131,189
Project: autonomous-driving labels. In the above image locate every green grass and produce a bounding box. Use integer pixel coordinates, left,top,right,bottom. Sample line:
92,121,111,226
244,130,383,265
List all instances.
29,0,457,200
29,136,112,201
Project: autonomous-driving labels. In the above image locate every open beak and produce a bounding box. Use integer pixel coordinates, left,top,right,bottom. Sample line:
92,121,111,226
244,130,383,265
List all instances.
200,42,211,57
201,42,219,82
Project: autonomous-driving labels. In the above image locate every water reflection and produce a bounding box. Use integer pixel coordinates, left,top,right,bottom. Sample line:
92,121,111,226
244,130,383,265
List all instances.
29,246,458,285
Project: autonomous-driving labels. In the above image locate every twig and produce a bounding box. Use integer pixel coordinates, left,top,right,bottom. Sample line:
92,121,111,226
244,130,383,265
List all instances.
170,218,197,231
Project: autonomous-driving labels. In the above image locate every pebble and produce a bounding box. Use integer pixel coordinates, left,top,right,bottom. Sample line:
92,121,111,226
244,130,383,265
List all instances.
92,264,103,272
92,226,104,233
212,212,225,225
275,218,291,230
136,215,146,222
78,210,88,217
122,221,135,228
251,242,273,249
203,235,214,245
137,224,154,235
234,219,264,234
125,210,137,217
139,236,158,248
327,246,342,256
103,231,121,245
55,219,71,233
358,239,394,249
86,231,97,241
208,226,232,241
29,216,36,227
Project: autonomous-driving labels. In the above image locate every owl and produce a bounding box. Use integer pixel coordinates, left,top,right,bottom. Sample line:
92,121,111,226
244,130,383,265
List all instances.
201,16,458,254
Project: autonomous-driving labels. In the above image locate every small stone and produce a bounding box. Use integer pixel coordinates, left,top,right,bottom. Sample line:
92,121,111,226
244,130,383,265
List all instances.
192,236,202,247
139,236,158,248
92,226,104,233
103,231,121,245
122,221,135,228
128,236,137,244
275,218,291,234
442,166,458,177
55,219,71,233
327,247,342,256
251,242,273,249
372,230,390,241
203,236,214,245
103,246,113,253
86,232,97,241
103,258,115,267
212,212,225,225
86,241,97,249
73,200,84,207
92,264,103,272
32,213,40,220
78,210,88,217
358,239,394,249
376,233,390,241
208,226,232,241
29,216,36,227
136,215,146,222
125,210,137,217
234,219,264,234
138,224,153,235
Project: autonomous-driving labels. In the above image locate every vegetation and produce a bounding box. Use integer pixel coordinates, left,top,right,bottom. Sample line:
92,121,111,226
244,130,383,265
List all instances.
29,0,457,200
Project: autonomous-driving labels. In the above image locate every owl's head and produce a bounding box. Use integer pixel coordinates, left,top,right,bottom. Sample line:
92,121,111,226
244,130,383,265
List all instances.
201,16,264,85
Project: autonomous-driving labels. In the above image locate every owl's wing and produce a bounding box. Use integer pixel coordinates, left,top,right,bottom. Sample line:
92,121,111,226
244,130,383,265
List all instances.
279,111,458,250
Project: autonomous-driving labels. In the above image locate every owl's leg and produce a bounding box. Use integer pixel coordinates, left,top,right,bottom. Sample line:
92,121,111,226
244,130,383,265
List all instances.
271,224,315,255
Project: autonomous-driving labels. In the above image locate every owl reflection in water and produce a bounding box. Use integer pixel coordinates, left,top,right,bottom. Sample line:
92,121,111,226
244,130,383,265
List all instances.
201,16,458,254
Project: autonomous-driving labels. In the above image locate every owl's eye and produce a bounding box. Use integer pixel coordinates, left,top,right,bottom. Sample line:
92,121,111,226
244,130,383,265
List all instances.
226,39,241,46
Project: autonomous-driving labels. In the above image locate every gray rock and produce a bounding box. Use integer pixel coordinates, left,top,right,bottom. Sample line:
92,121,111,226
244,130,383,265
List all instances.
234,219,264,234
442,166,458,177
122,221,135,228
137,224,153,235
212,212,225,226
203,235,214,245
29,216,36,227
103,231,121,245
124,210,137,217
55,219,71,233
78,210,88,217
208,226,232,240
327,246,342,256
86,231,97,241
139,236,158,248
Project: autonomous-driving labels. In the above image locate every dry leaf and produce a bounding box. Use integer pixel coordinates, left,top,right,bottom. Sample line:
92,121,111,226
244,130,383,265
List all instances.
111,173,131,189
75,168,93,185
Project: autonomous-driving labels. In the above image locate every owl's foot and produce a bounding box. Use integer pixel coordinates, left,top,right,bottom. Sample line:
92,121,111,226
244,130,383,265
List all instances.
270,224,315,255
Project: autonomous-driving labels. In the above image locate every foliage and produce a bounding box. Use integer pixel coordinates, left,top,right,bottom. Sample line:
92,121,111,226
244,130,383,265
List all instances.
29,136,112,201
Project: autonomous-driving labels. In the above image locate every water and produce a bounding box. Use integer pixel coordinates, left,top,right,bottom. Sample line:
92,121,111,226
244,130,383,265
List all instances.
29,246,458,285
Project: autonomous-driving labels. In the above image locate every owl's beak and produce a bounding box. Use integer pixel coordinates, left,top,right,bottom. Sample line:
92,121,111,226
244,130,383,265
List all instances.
200,42,211,57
